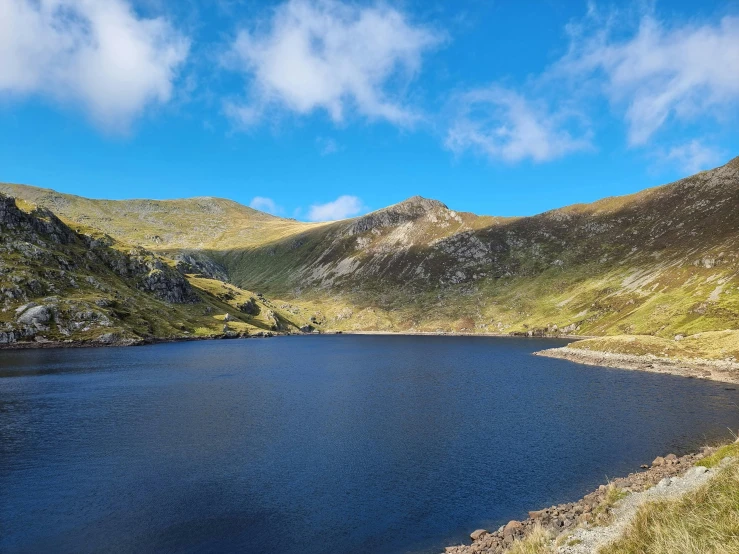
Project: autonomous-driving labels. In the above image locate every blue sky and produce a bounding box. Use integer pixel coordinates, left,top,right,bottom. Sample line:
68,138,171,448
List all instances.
1,0,738,220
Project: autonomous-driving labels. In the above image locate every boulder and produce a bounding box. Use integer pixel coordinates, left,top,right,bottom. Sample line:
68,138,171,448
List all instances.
15,302,37,315
652,456,665,467
17,305,51,328
665,453,678,464
503,520,522,537
469,529,488,541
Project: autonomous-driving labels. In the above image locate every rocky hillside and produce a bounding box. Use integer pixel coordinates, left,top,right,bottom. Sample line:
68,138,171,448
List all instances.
0,194,311,346
2,156,739,339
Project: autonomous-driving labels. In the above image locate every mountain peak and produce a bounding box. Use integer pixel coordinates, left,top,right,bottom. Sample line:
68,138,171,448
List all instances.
395,196,449,211
343,196,448,236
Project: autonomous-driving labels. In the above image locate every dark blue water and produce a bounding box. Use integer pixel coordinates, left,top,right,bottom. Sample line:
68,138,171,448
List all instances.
1,336,737,554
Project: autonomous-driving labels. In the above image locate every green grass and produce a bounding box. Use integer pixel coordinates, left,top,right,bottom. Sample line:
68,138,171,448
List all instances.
567,331,739,362
697,443,739,468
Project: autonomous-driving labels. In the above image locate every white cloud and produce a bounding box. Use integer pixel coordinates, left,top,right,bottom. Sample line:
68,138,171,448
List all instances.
0,0,189,131
225,0,441,127
558,11,739,145
445,86,591,163
249,196,282,214
307,195,364,221
663,140,723,174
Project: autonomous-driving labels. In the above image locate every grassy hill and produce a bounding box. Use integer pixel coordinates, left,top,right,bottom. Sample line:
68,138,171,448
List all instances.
2,156,739,344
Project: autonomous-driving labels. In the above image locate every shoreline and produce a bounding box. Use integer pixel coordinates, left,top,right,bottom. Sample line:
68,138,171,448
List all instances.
442,442,732,554
0,330,588,351
536,345,739,385
331,330,593,340
0,331,279,350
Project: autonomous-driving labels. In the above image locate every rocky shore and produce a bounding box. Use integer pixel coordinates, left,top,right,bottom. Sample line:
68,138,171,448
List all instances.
443,445,725,554
535,346,739,384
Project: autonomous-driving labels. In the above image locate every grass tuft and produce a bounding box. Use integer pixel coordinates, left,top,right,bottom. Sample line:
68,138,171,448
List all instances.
592,484,629,525
506,524,553,554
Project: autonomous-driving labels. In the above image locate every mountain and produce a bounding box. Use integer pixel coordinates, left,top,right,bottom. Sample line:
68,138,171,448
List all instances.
1,156,739,344
0,194,314,346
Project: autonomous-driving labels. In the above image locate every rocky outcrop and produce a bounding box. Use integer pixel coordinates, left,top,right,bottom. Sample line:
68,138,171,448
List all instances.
344,196,449,236
16,304,51,328
97,246,199,304
139,268,198,304
174,252,229,282
237,298,260,315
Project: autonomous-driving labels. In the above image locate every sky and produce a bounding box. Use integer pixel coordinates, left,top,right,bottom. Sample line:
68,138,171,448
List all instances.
1,0,738,221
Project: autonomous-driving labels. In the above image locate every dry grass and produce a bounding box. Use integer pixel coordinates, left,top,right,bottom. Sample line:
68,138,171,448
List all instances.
592,483,629,526
506,524,553,554
600,460,739,554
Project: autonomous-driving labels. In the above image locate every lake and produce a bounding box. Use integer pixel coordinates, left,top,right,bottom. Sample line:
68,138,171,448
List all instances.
1,335,737,553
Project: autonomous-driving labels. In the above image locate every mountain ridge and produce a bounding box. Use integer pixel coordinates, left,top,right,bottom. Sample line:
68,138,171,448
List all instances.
2,156,739,343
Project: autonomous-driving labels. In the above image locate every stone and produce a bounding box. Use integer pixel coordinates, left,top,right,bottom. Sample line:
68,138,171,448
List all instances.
687,465,708,477
14,302,37,315
656,477,672,488
503,520,522,537
469,529,488,541
97,333,118,344
665,453,678,464
17,304,51,328
652,456,665,467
